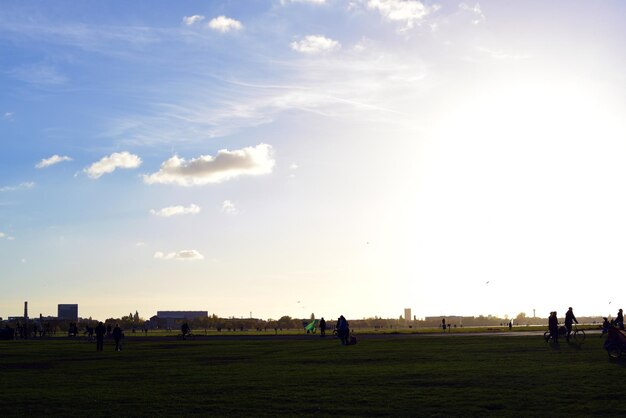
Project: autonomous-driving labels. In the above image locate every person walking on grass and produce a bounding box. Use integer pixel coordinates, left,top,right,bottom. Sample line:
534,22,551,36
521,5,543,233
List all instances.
564,307,578,342
601,317,611,337
181,322,190,340
95,322,106,352
319,317,326,337
616,309,624,330
112,324,123,351
337,316,349,345
548,311,559,343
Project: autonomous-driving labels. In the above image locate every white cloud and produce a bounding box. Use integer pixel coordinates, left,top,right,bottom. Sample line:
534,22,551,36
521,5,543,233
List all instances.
367,0,438,29
150,204,201,217
35,154,73,169
221,200,238,215
143,144,275,187
208,16,243,33
289,163,299,170
84,151,142,179
291,35,340,53
154,250,205,261
0,182,35,192
3,112,13,120
0,232,4,238
182,15,205,26
7,236,15,240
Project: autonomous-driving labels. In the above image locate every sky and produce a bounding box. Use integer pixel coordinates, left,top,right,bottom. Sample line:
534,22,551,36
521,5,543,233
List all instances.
2,0,626,321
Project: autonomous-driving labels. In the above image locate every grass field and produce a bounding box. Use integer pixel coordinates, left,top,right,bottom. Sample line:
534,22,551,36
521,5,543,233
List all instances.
0,333,623,417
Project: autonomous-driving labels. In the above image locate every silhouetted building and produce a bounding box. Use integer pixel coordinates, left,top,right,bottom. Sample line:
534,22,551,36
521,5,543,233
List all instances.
404,308,412,324
156,311,208,320
58,304,78,321
153,311,208,330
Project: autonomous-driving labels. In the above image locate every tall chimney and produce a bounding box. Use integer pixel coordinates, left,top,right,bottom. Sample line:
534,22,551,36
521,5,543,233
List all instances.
24,301,28,320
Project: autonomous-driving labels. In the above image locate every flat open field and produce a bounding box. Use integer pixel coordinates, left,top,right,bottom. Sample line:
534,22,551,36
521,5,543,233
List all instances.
1,333,624,417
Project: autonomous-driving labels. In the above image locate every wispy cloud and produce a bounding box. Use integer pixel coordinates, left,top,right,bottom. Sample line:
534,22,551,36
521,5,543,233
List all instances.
221,200,238,215
3,112,14,121
182,15,205,26
128,58,414,145
150,204,201,217
459,3,485,25
208,16,243,33
154,250,204,261
367,0,439,29
85,152,142,179
291,35,340,53
144,144,275,187
0,182,35,192
0,19,179,63
35,154,73,169
100,28,427,147
281,0,327,4
7,64,68,86
475,46,529,61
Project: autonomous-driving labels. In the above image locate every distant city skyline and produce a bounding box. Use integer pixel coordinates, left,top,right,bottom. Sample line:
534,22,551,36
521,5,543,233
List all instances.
0,299,619,323
2,1,626,321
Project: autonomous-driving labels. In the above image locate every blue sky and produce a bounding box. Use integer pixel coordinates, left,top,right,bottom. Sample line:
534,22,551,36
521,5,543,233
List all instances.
2,0,626,321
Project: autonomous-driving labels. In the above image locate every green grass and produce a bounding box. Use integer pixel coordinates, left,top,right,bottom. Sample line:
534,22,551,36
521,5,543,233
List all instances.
0,334,622,417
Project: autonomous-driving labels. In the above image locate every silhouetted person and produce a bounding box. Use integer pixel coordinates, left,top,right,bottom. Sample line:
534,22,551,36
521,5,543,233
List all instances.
112,324,123,351
337,315,349,345
616,309,624,330
181,322,190,340
564,307,578,342
441,318,446,332
548,311,559,343
95,322,106,352
601,317,611,337
319,317,326,337
508,321,512,331
86,326,94,342
106,324,112,337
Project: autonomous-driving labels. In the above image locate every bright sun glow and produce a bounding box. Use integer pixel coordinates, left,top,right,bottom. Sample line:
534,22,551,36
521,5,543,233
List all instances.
396,74,626,317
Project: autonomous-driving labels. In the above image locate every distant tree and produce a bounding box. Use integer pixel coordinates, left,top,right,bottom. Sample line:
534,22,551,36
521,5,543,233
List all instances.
277,316,293,329
133,311,139,323
310,313,315,321
515,312,527,323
